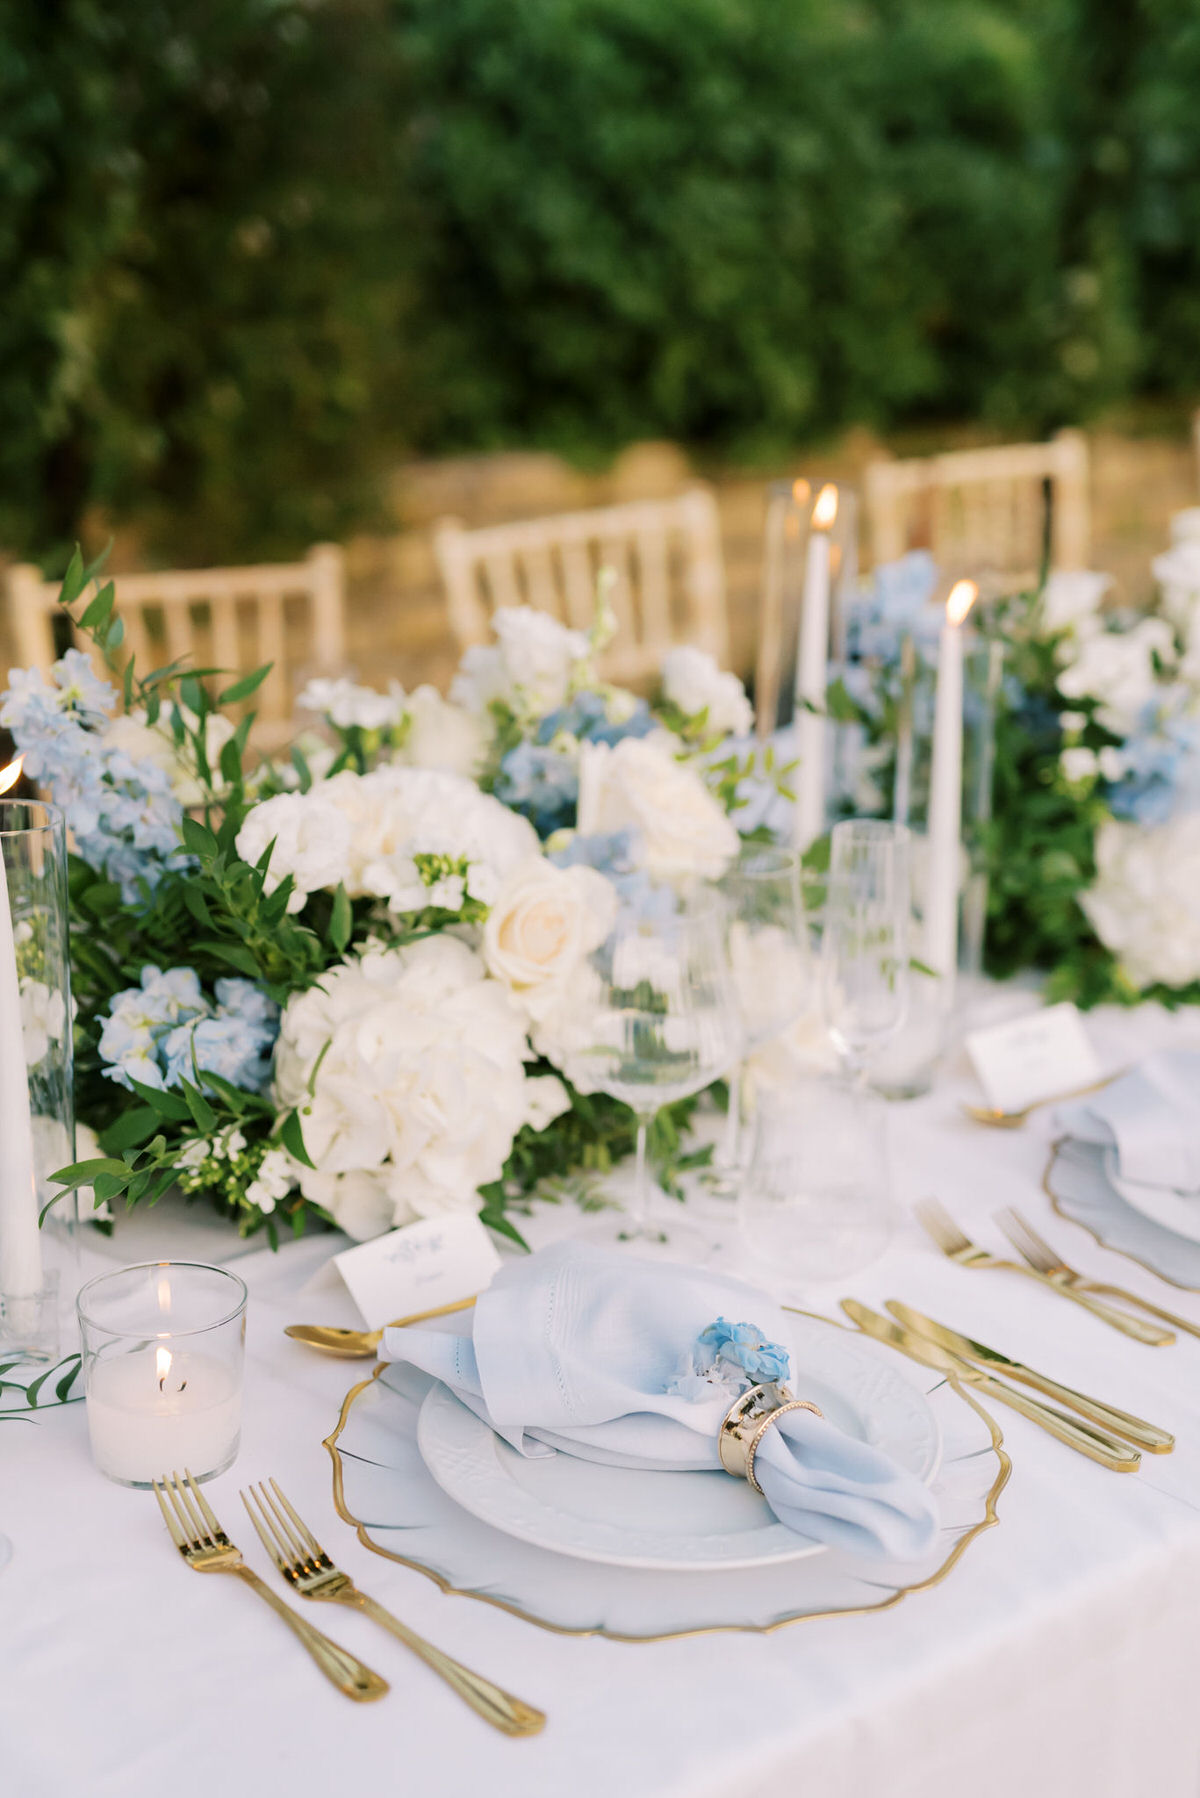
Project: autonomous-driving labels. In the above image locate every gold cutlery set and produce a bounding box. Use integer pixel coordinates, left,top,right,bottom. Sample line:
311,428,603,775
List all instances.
153,1468,545,1733
832,1199,1186,1474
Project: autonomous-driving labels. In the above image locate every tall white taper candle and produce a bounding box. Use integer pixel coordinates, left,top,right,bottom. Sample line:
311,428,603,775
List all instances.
793,483,839,850
924,581,978,989
0,781,43,1298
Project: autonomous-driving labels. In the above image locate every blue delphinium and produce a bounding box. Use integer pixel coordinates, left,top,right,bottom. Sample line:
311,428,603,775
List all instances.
535,689,655,749
845,552,941,667
550,827,674,918
494,739,580,836
99,968,279,1094
1103,690,1200,826
1,654,184,899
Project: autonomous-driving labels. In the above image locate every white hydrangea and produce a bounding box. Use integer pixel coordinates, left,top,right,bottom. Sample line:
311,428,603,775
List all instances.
1056,619,1175,736
450,606,590,717
235,766,538,913
1081,814,1200,990
660,646,754,736
394,684,487,778
272,935,547,1235
1039,570,1111,636
296,677,406,733
576,734,739,880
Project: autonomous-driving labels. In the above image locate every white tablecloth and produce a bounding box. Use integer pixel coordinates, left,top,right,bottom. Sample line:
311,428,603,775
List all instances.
6,999,1200,1798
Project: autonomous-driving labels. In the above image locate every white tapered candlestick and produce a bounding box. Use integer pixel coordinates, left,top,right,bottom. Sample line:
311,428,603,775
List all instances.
0,784,43,1299
793,483,839,850
924,581,978,990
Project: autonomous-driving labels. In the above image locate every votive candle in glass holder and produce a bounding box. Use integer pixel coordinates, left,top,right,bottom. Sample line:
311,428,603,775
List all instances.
77,1262,247,1488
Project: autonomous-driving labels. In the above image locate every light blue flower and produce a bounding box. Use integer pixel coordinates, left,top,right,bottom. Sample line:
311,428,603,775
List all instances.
494,740,580,836
536,690,655,748
695,1317,792,1386
98,967,278,1095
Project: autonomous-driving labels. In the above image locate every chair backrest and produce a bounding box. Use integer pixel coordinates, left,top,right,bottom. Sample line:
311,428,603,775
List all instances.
863,430,1090,575
6,545,346,752
433,487,728,685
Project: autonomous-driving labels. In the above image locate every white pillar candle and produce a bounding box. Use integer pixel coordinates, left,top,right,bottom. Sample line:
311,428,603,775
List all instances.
85,1346,242,1486
924,581,978,988
793,483,839,850
0,770,43,1299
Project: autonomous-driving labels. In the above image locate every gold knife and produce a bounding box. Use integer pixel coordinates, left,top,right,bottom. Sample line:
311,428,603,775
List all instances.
840,1300,1141,1472
885,1301,1174,1455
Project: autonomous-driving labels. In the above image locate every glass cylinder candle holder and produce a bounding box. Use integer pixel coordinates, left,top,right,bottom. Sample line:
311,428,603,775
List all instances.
77,1262,247,1488
0,796,77,1363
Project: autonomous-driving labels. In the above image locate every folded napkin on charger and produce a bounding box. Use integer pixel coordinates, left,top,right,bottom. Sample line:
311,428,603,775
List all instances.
1054,1051,1200,1193
380,1241,939,1562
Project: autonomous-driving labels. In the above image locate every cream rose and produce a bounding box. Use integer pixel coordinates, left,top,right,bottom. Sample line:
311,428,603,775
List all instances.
484,857,618,1020
576,735,739,880
661,646,754,736
1081,814,1200,990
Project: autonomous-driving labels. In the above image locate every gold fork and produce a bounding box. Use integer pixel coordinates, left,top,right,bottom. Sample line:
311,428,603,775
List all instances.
915,1198,1173,1346
153,1470,388,1702
241,1478,545,1737
996,1208,1200,1343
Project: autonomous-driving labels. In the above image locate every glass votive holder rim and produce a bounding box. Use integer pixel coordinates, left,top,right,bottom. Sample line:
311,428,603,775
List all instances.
0,797,65,838
76,1260,248,1342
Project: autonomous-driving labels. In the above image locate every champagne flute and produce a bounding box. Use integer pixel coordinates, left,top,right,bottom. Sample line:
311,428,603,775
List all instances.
821,819,910,1087
557,889,743,1255
712,845,813,1187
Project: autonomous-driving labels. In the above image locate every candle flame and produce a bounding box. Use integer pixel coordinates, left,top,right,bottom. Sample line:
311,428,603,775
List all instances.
157,1274,172,1313
946,580,978,627
791,477,811,506
812,484,839,531
156,1345,172,1390
0,756,24,797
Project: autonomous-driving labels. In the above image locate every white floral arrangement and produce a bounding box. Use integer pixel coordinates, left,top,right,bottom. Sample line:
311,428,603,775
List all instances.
3,556,784,1242
840,528,1200,1004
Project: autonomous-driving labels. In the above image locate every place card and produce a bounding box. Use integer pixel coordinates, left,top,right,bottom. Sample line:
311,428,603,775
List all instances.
333,1214,502,1331
964,1001,1101,1116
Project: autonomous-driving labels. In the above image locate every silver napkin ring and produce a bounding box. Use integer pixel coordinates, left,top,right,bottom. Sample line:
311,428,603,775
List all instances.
718,1382,824,1495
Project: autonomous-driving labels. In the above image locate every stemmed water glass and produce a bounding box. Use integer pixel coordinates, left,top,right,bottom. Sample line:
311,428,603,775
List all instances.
821,819,911,1086
556,888,743,1256
712,845,813,1187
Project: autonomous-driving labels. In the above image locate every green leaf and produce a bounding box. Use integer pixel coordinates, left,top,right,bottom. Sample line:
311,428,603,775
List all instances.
180,816,219,860
126,1077,192,1120
328,883,352,952
102,615,124,652
280,1108,316,1169
195,939,262,977
219,735,244,786
58,546,86,609
79,580,116,632
479,1207,529,1250
99,1107,161,1152
218,664,273,706
49,1156,130,1190
54,1356,83,1404
180,1081,217,1133
182,885,215,929
92,1171,132,1204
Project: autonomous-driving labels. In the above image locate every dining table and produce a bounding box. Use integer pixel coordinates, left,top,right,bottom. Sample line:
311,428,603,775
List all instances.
6,994,1200,1798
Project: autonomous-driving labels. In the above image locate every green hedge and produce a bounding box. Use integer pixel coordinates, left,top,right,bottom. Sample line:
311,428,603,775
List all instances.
2,0,1198,564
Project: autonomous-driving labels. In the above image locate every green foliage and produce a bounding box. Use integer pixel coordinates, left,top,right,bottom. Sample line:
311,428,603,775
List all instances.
3,1,1200,560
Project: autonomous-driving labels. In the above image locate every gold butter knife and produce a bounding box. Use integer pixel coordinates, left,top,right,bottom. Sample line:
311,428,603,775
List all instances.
885,1301,1174,1455
841,1300,1141,1472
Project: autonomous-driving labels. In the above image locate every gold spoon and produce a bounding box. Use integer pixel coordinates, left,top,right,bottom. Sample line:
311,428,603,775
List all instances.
962,1070,1120,1130
285,1295,476,1358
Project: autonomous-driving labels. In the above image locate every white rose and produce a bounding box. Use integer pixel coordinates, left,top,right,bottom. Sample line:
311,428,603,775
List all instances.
1056,619,1175,736
577,735,739,880
1081,815,1200,989
660,647,754,736
483,857,617,1020
234,791,356,910
396,685,487,778
523,1074,572,1132
1040,570,1111,636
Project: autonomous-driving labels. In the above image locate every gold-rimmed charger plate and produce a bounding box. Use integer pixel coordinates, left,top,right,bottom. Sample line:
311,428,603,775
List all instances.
323,1313,1009,1643
1046,1138,1200,1291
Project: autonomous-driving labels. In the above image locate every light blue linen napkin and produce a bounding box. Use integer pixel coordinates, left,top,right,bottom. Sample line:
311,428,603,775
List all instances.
1054,1051,1200,1192
381,1241,940,1562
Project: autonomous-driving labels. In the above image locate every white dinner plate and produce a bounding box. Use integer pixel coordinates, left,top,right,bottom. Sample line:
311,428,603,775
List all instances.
415,1314,941,1573
1103,1148,1200,1246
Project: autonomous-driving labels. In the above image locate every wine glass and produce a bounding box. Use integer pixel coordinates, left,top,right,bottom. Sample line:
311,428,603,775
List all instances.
556,889,743,1256
821,819,910,1087
712,845,813,1188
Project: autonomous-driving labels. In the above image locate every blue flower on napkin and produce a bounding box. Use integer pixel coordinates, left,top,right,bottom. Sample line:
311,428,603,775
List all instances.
698,1318,791,1385
667,1317,791,1401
